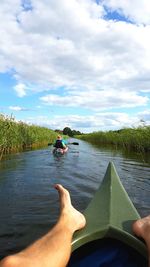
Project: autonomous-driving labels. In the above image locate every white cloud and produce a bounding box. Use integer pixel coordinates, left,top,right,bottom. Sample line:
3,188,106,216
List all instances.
40,89,148,110
24,111,145,133
102,0,150,24
0,0,150,94
13,83,27,97
9,106,28,111
137,109,150,125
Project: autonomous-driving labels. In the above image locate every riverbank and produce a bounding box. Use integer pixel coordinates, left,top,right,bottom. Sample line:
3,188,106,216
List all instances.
76,126,150,153
0,114,57,160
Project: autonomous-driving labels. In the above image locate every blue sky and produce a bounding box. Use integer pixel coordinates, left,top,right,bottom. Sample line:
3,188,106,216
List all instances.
0,0,150,132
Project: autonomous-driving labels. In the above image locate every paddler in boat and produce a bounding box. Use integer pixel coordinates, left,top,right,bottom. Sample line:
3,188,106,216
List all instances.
0,184,150,267
53,135,68,154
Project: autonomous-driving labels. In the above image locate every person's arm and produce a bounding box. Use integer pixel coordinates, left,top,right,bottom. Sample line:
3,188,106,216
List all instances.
62,141,66,148
0,185,86,267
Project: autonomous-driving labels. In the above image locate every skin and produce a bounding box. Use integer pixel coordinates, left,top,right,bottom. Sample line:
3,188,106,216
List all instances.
0,184,149,267
132,215,150,267
0,184,86,267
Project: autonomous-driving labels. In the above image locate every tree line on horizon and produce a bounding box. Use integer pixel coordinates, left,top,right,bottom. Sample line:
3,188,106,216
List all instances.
54,127,83,137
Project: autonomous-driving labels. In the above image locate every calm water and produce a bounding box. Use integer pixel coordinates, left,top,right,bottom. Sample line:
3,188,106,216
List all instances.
0,139,150,259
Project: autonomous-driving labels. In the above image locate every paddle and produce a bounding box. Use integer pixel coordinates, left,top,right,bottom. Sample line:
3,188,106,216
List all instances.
68,142,79,145
48,142,79,146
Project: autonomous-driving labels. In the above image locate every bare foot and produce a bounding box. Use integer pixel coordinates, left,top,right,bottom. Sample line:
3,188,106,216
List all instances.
54,184,86,233
132,215,150,249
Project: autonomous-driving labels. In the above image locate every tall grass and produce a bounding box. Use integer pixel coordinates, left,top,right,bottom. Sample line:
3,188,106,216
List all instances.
77,126,150,153
0,114,57,160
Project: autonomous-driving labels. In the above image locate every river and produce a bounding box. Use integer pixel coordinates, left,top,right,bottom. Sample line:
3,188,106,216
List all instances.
0,139,150,259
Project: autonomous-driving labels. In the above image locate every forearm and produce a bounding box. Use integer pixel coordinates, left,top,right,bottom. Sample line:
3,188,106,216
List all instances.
0,220,73,267
20,221,72,267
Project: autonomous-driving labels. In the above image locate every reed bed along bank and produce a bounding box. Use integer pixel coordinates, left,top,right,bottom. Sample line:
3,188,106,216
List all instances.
0,114,57,160
77,126,150,153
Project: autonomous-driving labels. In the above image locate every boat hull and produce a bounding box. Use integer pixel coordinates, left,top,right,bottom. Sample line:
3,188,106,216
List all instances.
53,147,68,155
68,162,148,266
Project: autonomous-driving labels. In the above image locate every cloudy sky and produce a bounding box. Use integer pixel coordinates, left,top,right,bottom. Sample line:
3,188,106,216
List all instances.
0,0,150,133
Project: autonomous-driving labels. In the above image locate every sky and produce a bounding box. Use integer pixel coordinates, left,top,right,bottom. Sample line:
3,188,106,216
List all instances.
0,0,150,133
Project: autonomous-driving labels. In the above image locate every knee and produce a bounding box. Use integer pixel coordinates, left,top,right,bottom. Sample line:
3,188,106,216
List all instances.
0,255,19,267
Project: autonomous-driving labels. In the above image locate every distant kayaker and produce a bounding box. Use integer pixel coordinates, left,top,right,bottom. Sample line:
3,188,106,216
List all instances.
53,135,68,154
0,185,150,267
54,135,66,148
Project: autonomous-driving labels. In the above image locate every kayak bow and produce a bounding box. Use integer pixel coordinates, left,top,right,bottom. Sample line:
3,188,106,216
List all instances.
68,162,148,266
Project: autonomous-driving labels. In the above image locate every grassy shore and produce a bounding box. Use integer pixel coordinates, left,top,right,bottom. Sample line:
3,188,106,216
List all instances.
0,114,57,160
77,126,150,153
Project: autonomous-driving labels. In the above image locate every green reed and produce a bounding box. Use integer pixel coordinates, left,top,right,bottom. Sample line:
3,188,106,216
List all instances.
77,126,150,153
0,114,57,160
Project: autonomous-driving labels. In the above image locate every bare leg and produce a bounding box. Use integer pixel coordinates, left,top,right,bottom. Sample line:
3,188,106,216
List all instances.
132,215,150,267
0,184,86,267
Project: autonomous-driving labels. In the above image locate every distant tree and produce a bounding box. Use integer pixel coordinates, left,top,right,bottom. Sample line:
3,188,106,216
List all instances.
55,129,63,134
72,130,82,135
63,127,73,136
